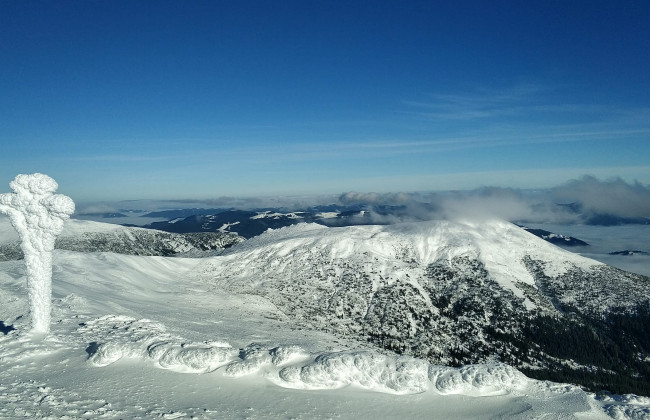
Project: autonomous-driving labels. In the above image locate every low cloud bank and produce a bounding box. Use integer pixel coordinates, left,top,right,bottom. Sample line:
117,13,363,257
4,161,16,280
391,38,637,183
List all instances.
552,176,650,219
338,176,650,225
75,176,650,226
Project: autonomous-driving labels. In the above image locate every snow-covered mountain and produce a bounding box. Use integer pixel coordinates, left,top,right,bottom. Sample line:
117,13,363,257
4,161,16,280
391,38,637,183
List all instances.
196,219,650,395
140,207,596,247
143,209,324,238
1,216,650,418
0,217,243,260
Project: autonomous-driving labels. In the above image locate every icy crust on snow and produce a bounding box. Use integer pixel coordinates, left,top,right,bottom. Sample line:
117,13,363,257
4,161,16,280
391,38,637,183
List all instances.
77,314,650,418
79,314,529,396
604,405,650,420
275,353,525,395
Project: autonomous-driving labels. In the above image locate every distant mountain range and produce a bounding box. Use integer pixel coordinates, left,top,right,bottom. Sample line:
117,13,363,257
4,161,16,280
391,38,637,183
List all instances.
518,226,589,246
609,250,650,256
136,208,592,248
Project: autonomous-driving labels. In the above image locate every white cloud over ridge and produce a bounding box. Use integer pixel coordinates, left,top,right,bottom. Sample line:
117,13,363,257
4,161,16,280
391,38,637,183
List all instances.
552,176,650,219
337,176,650,225
74,176,650,227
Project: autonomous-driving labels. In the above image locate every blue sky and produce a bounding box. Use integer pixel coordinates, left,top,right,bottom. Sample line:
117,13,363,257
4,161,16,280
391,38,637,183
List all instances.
1,1,649,202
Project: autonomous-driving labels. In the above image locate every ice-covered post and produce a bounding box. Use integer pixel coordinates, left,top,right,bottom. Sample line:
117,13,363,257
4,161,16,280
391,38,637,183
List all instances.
0,174,75,334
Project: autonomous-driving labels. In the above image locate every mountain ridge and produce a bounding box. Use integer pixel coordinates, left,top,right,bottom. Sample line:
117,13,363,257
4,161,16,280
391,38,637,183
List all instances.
0,218,243,260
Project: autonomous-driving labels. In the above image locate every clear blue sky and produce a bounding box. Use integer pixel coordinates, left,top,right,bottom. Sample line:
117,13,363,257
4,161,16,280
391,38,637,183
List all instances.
1,1,649,201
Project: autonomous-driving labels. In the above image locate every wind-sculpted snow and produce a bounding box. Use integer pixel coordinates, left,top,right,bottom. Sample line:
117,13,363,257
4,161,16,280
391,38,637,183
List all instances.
78,315,237,372
0,174,74,333
78,316,311,377
605,406,650,420
276,351,431,393
428,364,527,395
599,394,650,420
77,314,532,396
77,313,650,419
224,344,311,377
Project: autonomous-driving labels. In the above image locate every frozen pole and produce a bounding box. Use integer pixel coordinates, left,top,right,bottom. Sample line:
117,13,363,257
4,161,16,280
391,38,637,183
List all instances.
0,174,75,334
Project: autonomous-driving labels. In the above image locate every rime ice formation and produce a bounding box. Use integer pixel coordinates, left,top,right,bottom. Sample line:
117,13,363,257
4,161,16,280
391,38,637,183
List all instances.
0,173,74,333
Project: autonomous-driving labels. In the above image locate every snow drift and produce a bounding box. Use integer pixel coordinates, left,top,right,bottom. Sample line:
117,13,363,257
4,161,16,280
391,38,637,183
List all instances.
78,314,527,396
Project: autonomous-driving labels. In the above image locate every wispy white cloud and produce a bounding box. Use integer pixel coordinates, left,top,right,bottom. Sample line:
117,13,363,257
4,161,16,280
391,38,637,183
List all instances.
69,154,177,162
403,84,650,129
403,83,550,120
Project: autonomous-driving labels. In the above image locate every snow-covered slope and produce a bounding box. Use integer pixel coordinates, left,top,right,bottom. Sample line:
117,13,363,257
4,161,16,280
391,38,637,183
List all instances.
204,219,599,304
1,250,647,419
0,216,243,260
196,220,650,392
198,219,647,323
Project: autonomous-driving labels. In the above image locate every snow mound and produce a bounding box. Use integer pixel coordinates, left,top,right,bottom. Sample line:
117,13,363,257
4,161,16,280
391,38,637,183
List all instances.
149,341,234,373
273,351,527,395
276,351,431,394
270,344,311,366
78,315,237,372
598,394,650,420
224,344,310,377
428,363,527,395
78,315,529,397
273,352,526,395
604,405,650,420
